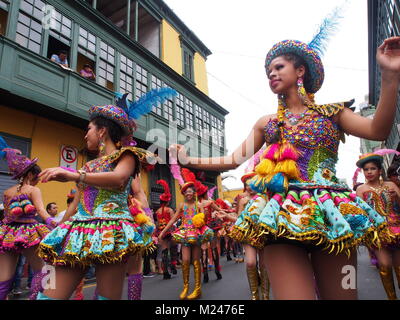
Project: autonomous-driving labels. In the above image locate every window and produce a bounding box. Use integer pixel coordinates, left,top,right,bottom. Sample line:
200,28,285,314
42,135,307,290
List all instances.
175,93,185,128
164,98,174,122
181,40,195,81
211,115,218,145
0,0,9,36
16,11,43,54
49,10,71,45
19,0,45,21
120,54,134,100
78,27,96,60
98,40,115,90
195,104,203,137
217,118,225,148
151,75,163,116
135,64,148,100
185,97,194,132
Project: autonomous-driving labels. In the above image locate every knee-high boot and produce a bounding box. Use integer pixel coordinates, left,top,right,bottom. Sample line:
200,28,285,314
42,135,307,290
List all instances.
179,261,190,300
212,248,222,280
29,271,46,300
379,266,397,300
201,249,209,283
246,266,260,300
128,273,143,300
162,249,171,279
187,260,202,300
169,245,178,274
259,267,270,300
0,279,13,300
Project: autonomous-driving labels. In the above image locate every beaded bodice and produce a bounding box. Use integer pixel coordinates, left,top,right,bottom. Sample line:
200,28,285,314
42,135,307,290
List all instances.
75,149,135,221
264,112,340,182
156,206,172,230
181,204,197,227
362,187,393,217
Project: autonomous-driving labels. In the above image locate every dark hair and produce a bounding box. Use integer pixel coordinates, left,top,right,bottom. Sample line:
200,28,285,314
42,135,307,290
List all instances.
24,164,41,180
362,159,382,170
59,50,68,55
91,116,123,145
281,53,312,93
387,162,400,177
46,202,57,211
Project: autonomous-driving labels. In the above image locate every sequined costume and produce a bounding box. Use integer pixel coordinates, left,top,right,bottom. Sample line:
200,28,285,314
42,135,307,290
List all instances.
172,204,214,246
154,206,175,239
203,201,223,232
362,187,400,247
0,194,51,253
38,147,155,267
230,108,387,254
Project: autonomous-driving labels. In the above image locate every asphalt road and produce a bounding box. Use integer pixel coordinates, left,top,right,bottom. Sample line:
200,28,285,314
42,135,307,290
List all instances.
9,246,397,300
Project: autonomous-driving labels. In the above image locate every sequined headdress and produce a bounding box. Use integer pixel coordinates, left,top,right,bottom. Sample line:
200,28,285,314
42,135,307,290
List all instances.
89,88,177,138
0,136,38,180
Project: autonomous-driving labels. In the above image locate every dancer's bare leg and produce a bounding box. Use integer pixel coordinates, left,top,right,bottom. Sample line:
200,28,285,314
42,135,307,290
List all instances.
0,252,19,281
263,244,316,300
42,266,87,299
311,249,358,300
96,262,127,300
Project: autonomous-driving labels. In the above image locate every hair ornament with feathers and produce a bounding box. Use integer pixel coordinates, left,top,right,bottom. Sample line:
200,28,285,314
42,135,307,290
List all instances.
157,179,172,202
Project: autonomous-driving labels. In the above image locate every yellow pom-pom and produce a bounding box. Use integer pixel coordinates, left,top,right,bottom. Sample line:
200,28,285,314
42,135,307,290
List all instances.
135,213,150,225
274,159,301,180
192,212,205,228
255,159,275,177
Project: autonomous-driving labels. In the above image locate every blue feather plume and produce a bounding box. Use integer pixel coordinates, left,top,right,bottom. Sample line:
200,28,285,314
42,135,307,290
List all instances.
128,87,177,120
0,135,10,159
308,4,346,57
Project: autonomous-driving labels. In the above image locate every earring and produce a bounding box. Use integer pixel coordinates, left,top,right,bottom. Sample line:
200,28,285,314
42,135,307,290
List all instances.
297,78,308,105
98,138,106,156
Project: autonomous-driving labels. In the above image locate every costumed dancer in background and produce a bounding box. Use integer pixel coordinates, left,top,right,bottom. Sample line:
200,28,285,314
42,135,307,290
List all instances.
197,184,224,283
154,179,177,280
158,167,214,300
355,150,400,300
0,137,57,300
170,5,400,298
226,172,270,300
36,89,174,300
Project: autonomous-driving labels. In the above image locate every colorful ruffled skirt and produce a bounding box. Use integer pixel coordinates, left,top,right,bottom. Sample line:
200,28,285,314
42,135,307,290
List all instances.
172,225,214,246
0,221,51,253
38,218,155,267
230,186,389,255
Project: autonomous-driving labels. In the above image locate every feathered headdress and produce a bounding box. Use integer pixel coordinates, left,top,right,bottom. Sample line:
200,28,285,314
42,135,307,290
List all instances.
207,186,217,199
157,179,171,202
181,168,197,194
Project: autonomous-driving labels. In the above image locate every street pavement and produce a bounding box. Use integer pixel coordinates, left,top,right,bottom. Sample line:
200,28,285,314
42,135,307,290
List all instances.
9,246,398,300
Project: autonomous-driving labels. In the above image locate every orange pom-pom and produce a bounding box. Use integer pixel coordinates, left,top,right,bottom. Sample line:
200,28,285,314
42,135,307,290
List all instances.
192,212,205,228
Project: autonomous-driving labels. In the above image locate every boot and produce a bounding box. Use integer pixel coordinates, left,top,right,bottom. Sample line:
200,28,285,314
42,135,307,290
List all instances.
246,266,260,300
187,260,202,300
0,279,13,300
226,249,232,261
128,273,143,300
212,248,222,280
179,261,190,300
379,266,397,300
161,248,172,279
29,271,46,300
170,244,179,272
259,267,270,300
170,262,177,275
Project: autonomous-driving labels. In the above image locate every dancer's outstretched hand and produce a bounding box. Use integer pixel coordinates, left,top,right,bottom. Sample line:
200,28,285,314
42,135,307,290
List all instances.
377,37,400,76
39,167,78,183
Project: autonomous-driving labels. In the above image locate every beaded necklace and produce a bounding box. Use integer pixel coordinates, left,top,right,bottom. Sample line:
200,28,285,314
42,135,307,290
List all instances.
284,108,314,126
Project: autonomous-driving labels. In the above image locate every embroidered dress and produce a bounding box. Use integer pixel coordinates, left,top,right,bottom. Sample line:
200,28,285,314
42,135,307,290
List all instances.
172,204,214,246
38,147,155,267
230,109,387,254
0,194,51,253
362,187,400,247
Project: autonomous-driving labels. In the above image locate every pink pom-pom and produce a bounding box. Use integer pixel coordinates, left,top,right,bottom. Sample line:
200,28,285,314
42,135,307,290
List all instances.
11,207,23,216
264,143,280,160
279,143,299,161
23,204,36,214
129,206,141,216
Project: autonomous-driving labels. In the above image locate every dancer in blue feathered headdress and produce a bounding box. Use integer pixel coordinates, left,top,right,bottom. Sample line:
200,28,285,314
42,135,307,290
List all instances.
169,1,400,300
